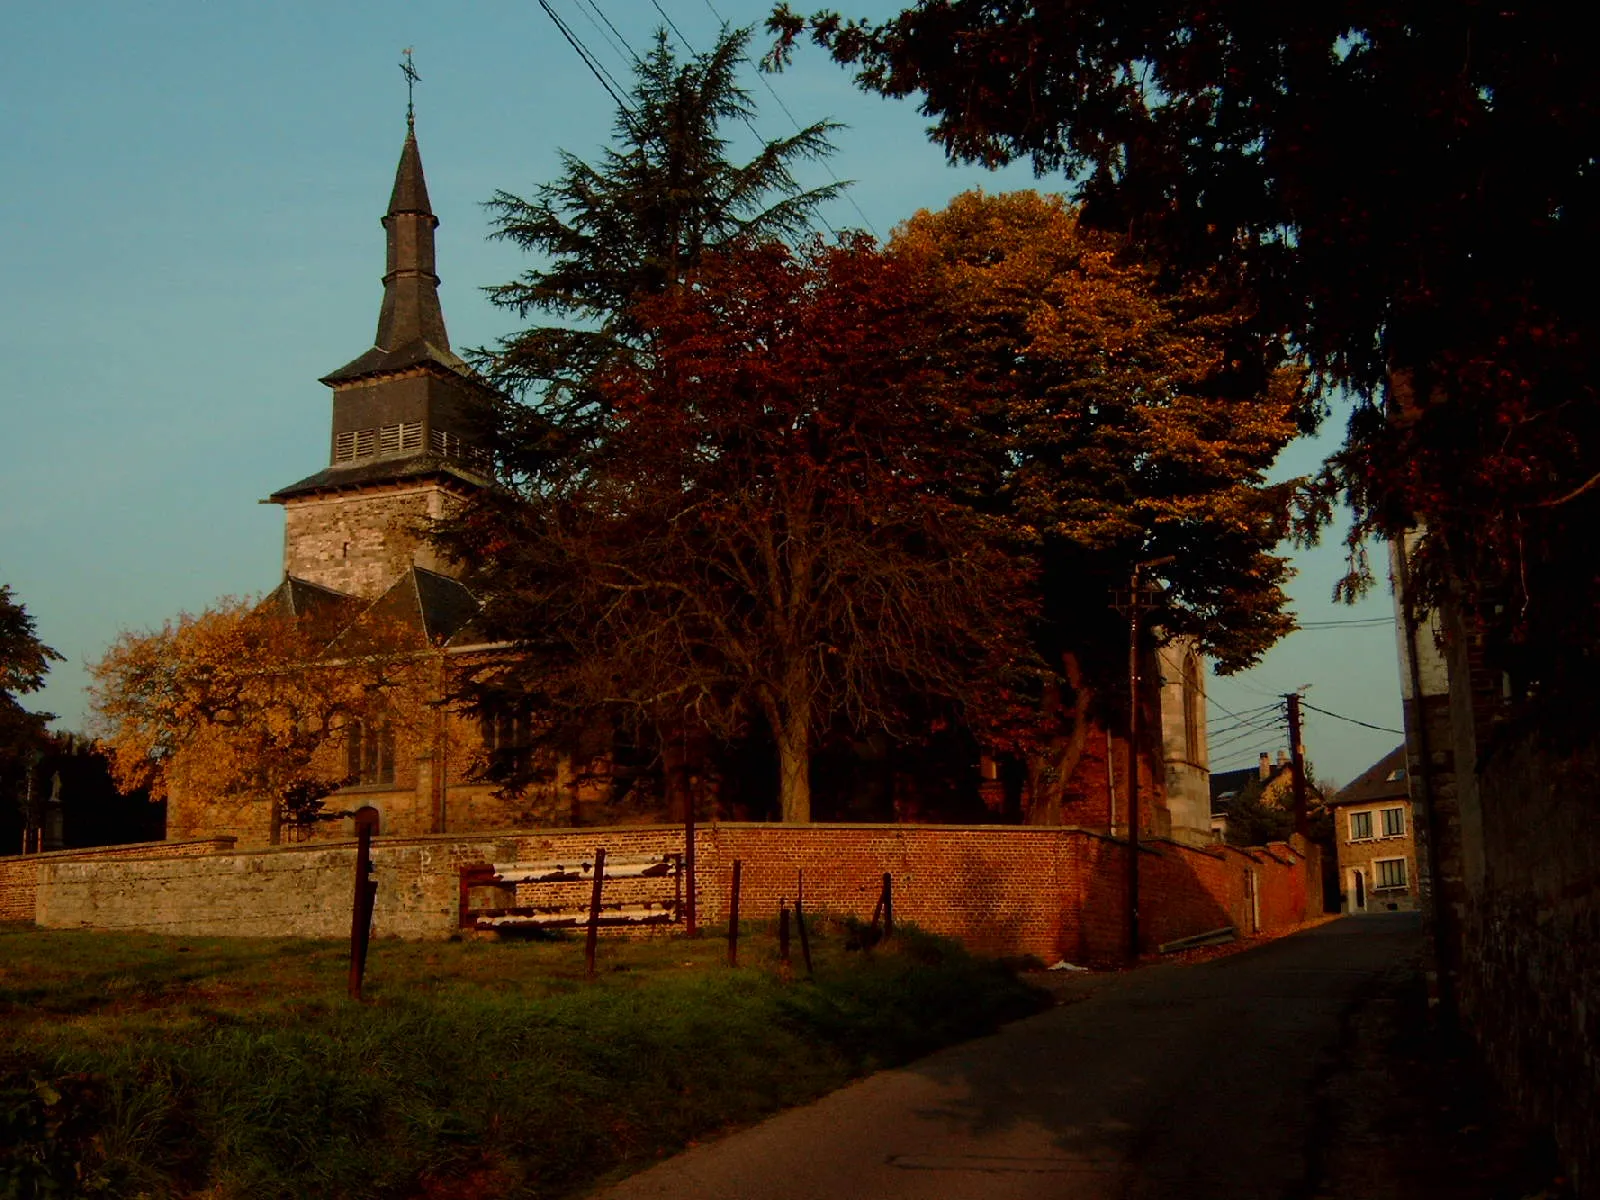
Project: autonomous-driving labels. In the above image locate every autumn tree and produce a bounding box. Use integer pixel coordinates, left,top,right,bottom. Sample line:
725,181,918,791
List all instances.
893,191,1302,819
90,599,433,844
771,1,1600,718
453,237,1039,822
479,25,845,475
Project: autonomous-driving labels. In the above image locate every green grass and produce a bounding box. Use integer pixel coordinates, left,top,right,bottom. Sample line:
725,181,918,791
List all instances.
0,921,1046,1198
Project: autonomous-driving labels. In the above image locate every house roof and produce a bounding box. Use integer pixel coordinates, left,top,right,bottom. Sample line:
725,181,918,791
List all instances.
1333,744,1410,807
1209,762,1288,815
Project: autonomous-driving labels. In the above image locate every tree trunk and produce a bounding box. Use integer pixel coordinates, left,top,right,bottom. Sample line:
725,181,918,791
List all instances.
1024,653,1092,826
775,706,812,824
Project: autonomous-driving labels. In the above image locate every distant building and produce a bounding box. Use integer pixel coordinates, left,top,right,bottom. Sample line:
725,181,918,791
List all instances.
1330,744,1418,912
1207,751,1292,842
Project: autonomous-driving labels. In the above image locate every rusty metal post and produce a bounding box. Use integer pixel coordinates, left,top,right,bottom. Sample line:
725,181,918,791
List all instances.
795,870,813,978
778,898,791,976
348,823,377,1001
881,872,894,938
585,847,607,980
684,807,698,936
727,859,742,967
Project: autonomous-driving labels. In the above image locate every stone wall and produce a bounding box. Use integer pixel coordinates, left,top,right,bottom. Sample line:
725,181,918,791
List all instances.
1459,738,1599,1198
280,483,465,599
0,839,236,922
23,823,1317,964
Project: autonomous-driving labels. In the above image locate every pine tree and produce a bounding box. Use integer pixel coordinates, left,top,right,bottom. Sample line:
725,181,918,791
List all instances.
479,26,845,474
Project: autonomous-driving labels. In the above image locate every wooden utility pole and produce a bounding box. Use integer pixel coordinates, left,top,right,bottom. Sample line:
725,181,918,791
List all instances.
1285,692,1310,838
1115,556,1174,964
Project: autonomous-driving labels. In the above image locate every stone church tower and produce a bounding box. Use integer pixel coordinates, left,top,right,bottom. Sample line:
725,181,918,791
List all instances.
268,115,496,596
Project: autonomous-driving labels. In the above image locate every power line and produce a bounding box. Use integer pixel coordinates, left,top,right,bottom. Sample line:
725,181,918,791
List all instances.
1208,723,1286,756
1300,700,1405,736
1205,707,1279,737
648,0,696,54
539,0,634,114
1296,617,1395,629
698,0,878,237
1206,699,1279,723
1207,712,1284,739
576,0,638,65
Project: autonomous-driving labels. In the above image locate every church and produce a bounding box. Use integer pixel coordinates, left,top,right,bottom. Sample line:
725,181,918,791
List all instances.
164,113,1215,849
164,114,583,846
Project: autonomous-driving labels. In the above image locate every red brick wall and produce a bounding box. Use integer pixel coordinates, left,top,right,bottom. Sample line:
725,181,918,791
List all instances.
0,838,237,922
16,824,1316,963
688,825,1314,965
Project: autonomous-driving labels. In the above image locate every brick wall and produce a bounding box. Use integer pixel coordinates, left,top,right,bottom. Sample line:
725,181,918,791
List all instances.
0,839,236,922
24,823,1317,964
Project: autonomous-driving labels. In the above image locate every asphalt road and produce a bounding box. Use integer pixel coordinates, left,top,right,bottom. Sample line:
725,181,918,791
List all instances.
594,914,1423,1200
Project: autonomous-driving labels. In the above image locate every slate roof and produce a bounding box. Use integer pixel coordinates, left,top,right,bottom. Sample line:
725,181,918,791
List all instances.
267,452,491,503
261,576,360,621
319,339,479,386
1209,763,1285,815
318,124,485,388
327,566,482,656
1333,744,1410,807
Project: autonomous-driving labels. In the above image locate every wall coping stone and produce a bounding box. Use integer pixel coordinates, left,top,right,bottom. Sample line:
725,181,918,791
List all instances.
0,837,236,868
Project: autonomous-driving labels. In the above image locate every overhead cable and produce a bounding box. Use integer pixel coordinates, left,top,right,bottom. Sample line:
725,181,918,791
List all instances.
1300,700,1405,736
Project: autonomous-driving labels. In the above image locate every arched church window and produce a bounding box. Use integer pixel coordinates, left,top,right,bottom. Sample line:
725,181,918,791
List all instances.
1182,653,1204,765
347,719,396,786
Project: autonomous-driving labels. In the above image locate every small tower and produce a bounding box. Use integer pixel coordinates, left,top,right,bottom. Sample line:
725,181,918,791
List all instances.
269,112,496,598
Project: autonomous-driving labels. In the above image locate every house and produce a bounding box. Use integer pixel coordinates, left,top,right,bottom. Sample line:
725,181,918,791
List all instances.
1208,751,1291,842
1330,744,1418,912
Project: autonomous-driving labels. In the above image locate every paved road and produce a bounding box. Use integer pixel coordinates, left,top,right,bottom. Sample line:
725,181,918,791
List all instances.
595,914,1421,1200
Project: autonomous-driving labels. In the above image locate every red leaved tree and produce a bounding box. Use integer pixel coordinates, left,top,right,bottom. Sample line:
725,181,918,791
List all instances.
457,237,1041,822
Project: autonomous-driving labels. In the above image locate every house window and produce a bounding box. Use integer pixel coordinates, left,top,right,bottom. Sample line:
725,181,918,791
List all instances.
1348,810,1373,841
347,720,395,786
1374,857,1408,890
1380,806,1406,838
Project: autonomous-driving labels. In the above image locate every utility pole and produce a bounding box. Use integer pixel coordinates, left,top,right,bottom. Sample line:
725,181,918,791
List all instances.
1115,556,1174,963
1285,692,1310,839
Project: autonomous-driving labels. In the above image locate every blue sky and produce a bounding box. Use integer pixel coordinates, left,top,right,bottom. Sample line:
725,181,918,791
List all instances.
0,1,1403,789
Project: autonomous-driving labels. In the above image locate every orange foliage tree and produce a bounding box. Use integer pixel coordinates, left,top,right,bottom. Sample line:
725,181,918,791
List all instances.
89,599,433,843
893,191,1304,818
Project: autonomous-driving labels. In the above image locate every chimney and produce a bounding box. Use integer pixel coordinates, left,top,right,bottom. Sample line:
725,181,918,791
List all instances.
1259,752,1271,779
1277,749,1290,767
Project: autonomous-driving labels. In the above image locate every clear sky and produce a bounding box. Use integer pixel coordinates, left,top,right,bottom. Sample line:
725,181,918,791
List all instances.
0,0,1404,791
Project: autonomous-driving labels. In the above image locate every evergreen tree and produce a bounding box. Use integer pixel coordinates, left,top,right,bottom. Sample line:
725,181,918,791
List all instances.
0,583,59,767
479,26,845,475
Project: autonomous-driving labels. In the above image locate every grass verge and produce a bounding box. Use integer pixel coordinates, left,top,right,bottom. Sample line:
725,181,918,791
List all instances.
0,920,1045,1198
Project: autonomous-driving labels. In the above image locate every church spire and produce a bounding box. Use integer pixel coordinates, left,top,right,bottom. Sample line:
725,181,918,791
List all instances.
373,120,450,354
320,60,471,386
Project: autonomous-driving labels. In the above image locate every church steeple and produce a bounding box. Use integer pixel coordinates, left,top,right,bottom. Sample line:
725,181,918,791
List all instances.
321,119,469,384
373,124,450,355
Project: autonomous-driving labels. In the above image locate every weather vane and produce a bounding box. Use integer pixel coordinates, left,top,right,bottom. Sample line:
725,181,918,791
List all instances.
400,48,421,130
